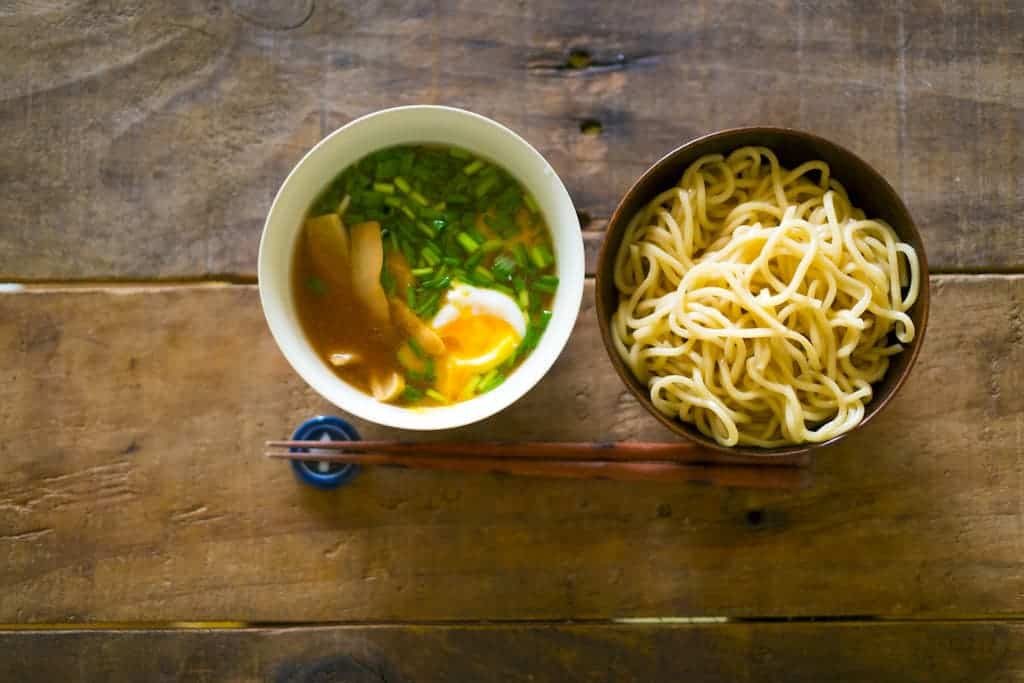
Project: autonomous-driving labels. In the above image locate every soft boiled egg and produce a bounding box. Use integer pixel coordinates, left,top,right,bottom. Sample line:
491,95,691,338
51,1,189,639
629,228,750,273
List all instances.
430,282,527,401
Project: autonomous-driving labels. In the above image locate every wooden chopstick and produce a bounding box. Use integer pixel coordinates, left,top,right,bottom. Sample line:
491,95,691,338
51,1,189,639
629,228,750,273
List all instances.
266,440,809,466
268,440,811,493
266,450,809,489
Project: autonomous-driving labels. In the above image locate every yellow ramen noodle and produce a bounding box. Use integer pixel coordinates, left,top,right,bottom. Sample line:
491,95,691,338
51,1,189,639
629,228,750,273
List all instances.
610,147,920,447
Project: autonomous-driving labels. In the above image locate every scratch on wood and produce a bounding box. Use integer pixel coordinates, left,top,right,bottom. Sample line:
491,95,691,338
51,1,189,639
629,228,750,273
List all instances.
526,51,660,74
0,527,54,542
162,22,219,42
0,461,137,514
1009,302,1023,347
170,504,225,525
37,461,132,487
171,504,209,521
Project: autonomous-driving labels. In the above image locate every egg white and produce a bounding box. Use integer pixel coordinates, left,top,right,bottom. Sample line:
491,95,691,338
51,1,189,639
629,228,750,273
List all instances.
431,282,527,336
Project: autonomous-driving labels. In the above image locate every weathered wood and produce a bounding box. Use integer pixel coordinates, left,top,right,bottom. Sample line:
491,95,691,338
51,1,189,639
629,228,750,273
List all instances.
0,276,1021,622
2,622,1023,682
1,1,1020,279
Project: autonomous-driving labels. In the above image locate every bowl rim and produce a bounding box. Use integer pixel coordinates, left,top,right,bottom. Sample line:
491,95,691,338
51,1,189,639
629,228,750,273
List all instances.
259,105,585,430
595,125,931,458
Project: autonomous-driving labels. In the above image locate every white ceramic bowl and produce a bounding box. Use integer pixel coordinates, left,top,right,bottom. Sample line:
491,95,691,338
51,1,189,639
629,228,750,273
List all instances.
259,105,585,430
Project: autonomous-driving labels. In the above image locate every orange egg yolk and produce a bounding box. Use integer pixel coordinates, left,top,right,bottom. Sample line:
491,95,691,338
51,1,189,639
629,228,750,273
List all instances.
434,311,521,401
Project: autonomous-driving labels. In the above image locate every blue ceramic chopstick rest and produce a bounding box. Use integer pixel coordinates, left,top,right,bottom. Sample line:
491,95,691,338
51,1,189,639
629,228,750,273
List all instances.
289,415,360,489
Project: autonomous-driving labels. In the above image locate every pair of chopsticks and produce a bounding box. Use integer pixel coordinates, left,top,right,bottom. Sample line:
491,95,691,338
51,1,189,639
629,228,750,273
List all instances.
265,440,811,490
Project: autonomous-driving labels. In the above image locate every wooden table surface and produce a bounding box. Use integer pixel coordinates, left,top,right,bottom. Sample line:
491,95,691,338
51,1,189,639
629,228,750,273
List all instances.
1,1,1022,680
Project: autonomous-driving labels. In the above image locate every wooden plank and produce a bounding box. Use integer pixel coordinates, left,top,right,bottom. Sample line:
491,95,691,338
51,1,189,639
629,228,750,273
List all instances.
2,622,1023,682
0,276,1021,622
1,1,1020,279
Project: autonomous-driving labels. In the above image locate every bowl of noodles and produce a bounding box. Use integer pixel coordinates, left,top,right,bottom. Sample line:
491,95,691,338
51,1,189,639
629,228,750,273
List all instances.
595,127,930,456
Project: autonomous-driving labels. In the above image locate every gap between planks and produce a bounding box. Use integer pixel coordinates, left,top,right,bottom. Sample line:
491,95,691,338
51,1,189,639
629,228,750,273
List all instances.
7,615,1024,632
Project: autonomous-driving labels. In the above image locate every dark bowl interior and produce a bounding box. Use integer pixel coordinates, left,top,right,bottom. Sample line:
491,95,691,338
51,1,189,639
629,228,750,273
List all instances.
595,127,931,458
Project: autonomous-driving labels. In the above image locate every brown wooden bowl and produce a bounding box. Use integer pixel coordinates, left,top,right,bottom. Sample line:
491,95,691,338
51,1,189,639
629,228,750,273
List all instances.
595,127,931,459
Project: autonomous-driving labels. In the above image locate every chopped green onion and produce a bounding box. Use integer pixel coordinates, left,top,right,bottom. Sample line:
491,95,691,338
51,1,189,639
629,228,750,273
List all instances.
423,274,452,290
431,218,448,233
362,191,384,209
462,159,485,175
521,325,541,351
478,369,506,393
433,201,447,211
486,211,516,236
416,221,437,238
443,256,460,266
457,232,480,254
512,243,529,268
401,241,416,268
411,266,434,277
407,287,417,309
481,239,504,253
460,374,482,400
418,206,442,220
474,266,494,282
394,176,412,193
465,251,485,271
415,290,441,317
478,368,498,389
518,288,530,310
372,182,395,194
475,176,498,198
400,205,416,220
449,147,471,159
492,284,515,297
410,191,430,206
523,192,539,213
421,247,440,266
532,274,559,293
376,159,400,179
492,254,516,281
397,346,420,372
408,337,425,358
401,386,424,402
384,196,403,208
337,195,351,215
399,152,414,175
425,389,448,404
529,245,554,269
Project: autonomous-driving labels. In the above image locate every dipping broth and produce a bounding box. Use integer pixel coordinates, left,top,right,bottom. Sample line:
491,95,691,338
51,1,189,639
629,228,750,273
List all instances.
292,144,558,407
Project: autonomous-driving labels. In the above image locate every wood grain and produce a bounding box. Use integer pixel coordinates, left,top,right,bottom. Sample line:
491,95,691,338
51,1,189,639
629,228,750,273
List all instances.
0,276,1022,623
1,1,1020,279
2,622,1023,682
